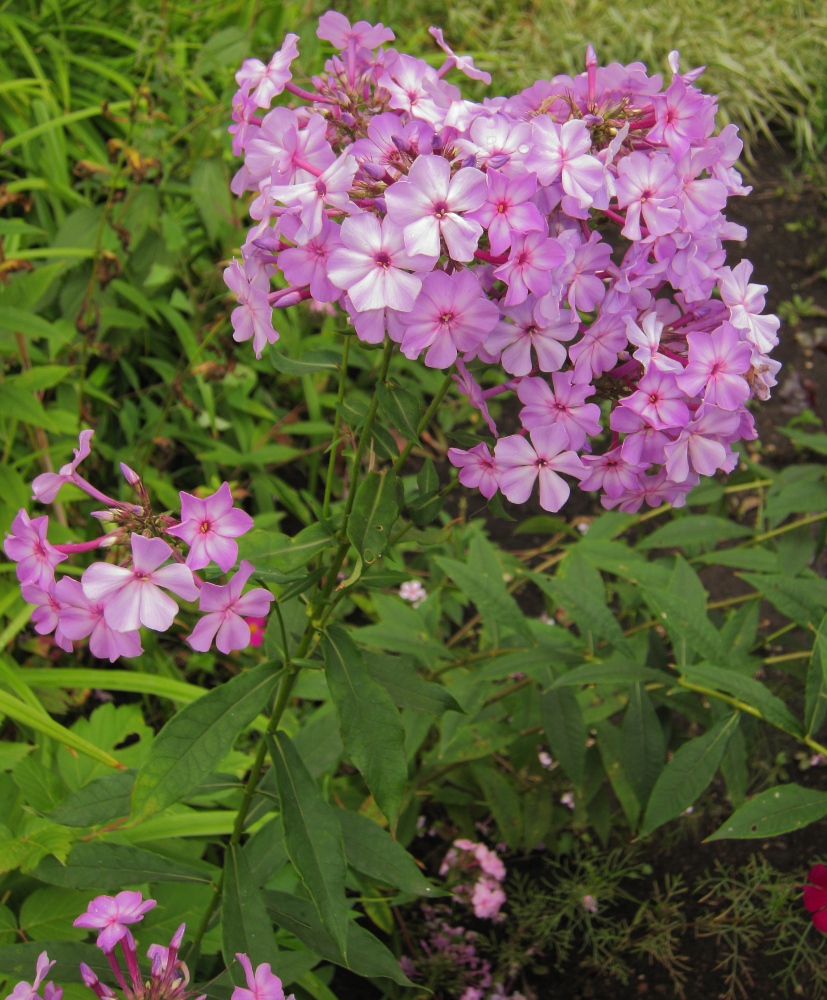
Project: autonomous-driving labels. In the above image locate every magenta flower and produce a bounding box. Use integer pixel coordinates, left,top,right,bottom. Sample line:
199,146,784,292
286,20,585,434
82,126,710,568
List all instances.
718,260,780,354
526,118,605,210
54,577,143,662
447,443,501,499
493,227,572,306
278,218,342,302
82,535,199,633
495,426,584,512
804,864,827,935
399,270,499,368
317,11,394,50
516,372,601,450
328,214,436,312
73,891,157,953
235,34,300,108
245,617,267,648
486,297,577,376
188,561,274,654
4,510,67,588
31,429,94,503
676,324,751,409
385,155,487,261
466,169,544,256
232,954,290,1000
621,370,689,430
615,152,681,241
5,952,59,1000
166,482,253,572
223,260,279,360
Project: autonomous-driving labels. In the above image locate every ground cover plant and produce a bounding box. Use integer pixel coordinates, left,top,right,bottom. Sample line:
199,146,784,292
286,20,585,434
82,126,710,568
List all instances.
1,2,827,999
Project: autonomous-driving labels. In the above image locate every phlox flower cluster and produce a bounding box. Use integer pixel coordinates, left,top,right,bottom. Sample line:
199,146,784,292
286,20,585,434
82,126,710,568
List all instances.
225,13,780,514
3,892,293,1000
440,838,508,921
3,432,273,663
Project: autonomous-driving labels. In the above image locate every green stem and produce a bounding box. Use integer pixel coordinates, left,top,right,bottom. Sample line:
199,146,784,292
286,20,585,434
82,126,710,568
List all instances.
323,337,350,519
392,368,455,475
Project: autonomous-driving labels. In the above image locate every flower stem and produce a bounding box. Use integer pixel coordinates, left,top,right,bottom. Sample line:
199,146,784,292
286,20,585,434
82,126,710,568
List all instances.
392,368,455,475
323,336,350,519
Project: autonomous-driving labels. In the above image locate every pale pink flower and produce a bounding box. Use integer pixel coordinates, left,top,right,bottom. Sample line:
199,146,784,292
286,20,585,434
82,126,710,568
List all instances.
494,227,572,306
676,324,751,409
317,11,394,50
378,53,443,126
466,170,544,255
581,894,599,914
624,313,683,373
622,370,690,429
516,372,601,450
54,577,143,662
399,580,427,602
269,152,359,239
32,429,94,503
73,891,156,953
235,34,300,108
166,482,254,572
4,510,67,588
22,583,72,653
223,260,279,360
188,561,274,654
648,74,715,157
486,297,577,375
447,443,501,499
495,426,584,512
615,152,681,241
471,875,506,920
428,27,491,84
82,535,199,633
278,217,343,303
718,260,780,353
231,954,290,1000
526,118,605,210
5,952,59,1000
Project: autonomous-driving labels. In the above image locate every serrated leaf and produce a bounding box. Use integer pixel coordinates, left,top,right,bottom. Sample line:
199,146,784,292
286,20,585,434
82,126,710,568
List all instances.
347,471,399,565
639,713,740,837
621,684,664,809
32,842,216,889
338,811,442,896
322,626,407,829
267,733,349,960
49,770,136,827
541,687,586,789
377,381,420,442
131,664,281,819
706,784,827,840
222,844,278,980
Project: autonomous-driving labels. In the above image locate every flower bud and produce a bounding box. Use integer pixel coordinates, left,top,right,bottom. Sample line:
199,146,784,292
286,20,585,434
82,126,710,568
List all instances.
391,134,411,153
120,463,141,487
361,160,386,180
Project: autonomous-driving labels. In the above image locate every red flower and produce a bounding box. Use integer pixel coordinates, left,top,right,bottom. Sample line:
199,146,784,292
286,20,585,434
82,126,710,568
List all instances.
803,864,827,934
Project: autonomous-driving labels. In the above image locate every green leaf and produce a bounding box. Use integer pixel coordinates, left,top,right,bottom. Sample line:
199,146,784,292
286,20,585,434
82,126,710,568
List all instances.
263,890,413,986
18,888,90,941
270,349,340,375
0,690,124,770
541,687,586,789
471,763,523,849
32,842,215,890
322,626,407,830
222,844,278,979
0,906,15,947
706,784,827,840
347,471,400,566
639,713,740,837
437,535,533,642
0,943,109,983
12,757,65,814
338,810,442,896
267,733,349,960
377,381,421,443
640,557,724,664
551,662,667,688
740,572,827,629
49,770,136,827
18,668,203,703
594,721,640,829
680,663,804,736
806,613,827,738
131,663,281,819
365,654,463,716
239,525,332,575
621,684,664,809
0,382,68,433
638,516,753,550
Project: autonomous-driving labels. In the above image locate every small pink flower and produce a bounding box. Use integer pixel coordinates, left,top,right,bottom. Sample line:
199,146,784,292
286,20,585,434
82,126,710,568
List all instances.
676,324,751,410
471,875,506,920
231,953,290,1000
581,894,599,914
32,429,94,503
245,617,267,648
54,578,143,662
236,34,300,108
428,27,491,84
447,443,501,500
466,170,544,256
5,952,60,1000
317,11,394,50
493,227,572,306
188,561,274,654
526,118,606,211
560,792,575,809
73,892,156,953
166,482,254,572
495,426,585,512
4,510,67,588
223,260,279,360
399,580,427,603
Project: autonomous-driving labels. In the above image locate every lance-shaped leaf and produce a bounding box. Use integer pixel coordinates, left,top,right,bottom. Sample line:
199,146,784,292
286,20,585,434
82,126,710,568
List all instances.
131,663,280,819
0,943,109,983
33,842,215,890
377,381,421,443
806,614,827,738
49,770,136,828
322,626,407,830
639,713,740,837
621,684,664,809
222,844,278,979
347,471,400,565
267,733,349,961
541,687,586,789
681,663,803,736
338,810,443,896
706,784,827,840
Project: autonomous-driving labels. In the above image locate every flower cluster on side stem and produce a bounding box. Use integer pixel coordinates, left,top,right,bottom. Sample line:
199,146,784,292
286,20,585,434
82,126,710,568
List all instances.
225,13,780,515
3,432,273,663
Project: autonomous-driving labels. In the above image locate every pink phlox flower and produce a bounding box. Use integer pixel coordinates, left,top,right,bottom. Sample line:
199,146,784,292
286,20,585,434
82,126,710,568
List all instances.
166,482,254,572
329,214,437,312
602,468,696,514
611,406,670,466
516,372,601,450
622,369,690,429
615,152,681,241
428,27,491,84
708,124,752,196
494,226,573,306
245,110,333,188
188,561,274,655
569,312,628,378
32,429,94,503
22,582,72,653
6,952,58,1000
675,154,728,236
624,313,682,373
278,216,343,303
526,118,606,211
447,443,501,499
580,448,648,498
648,73,715,157
471,875,506,920
556,231,612,313
749,350,782,402
245,617,267,648
223,259,279,360
236,34,300,109
676,323,752,410
343,297,406,345
466,169,544,255
399,269,499,369
718,260,780,354
73,892,156,954
455,113,532,173
82,534,198,634
269,152,359,240
582,895,599,915
666,50,706,85
495,426,585,512
378,52,443,126
231,953,290,1000
384,155,487,261
229,90,260,157
317,11,394,51
486,297,577,376
452,358,498,435
803,864,827,935
471,844,506,881
4,510,67,588
663,404,740,482
350,114,434,176
54,576,143,662
399,580,427,603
